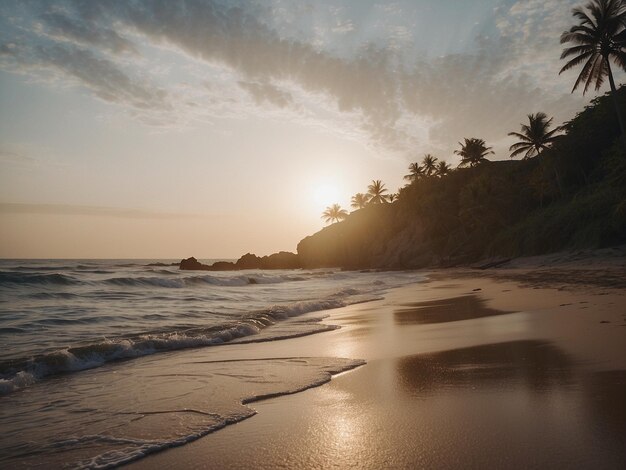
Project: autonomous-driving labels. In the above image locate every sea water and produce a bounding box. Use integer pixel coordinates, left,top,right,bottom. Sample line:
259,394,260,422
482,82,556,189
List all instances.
0,259,421,468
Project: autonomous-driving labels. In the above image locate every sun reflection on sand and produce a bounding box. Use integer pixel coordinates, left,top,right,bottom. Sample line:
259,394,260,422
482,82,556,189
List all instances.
314,388,369,462
331,410,358,442
124,276,626,469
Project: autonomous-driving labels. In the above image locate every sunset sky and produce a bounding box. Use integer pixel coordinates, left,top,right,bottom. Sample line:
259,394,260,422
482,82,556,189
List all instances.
0,0,622,258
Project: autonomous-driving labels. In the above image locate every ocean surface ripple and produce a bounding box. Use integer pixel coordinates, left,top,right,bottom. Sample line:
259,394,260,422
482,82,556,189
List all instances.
0,259,419,395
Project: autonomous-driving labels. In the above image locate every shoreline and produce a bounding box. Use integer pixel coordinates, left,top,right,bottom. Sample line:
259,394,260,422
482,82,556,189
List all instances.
2,251,625,468
130,257,626,469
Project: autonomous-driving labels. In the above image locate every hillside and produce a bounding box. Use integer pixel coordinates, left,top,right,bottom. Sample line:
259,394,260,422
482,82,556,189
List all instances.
298,87,626,269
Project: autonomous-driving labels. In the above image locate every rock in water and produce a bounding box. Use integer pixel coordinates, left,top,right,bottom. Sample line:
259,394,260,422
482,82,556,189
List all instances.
261,251,301,269
180,257,205,270
236,253,262,269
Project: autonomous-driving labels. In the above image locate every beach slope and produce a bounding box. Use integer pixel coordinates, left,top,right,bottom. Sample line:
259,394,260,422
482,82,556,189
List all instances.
132,253,626,469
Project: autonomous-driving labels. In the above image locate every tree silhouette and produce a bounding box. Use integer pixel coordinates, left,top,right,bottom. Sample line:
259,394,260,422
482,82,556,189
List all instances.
351,193,369,209
454,138,494,167
560,0,626,136
387,193,398,202
404,162,424,182
508,112,563,159
367,180,389,203
436,160,452,177
322,204,348,224
422,154,438,176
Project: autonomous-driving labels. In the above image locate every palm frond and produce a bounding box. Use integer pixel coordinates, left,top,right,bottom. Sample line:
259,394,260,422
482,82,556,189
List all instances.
507,131,532,142
559,50,594,73
561,0,626,96
508,112,563,159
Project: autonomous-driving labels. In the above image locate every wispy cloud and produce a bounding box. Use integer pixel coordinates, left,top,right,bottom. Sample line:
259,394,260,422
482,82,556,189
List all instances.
0,142,65,170
40,8,137,54
0,203,199,219
238,80,294,108
0,0,619,160
0,147,35,165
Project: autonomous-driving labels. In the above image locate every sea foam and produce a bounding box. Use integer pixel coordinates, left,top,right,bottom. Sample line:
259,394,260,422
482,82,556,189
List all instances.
0,297,356,395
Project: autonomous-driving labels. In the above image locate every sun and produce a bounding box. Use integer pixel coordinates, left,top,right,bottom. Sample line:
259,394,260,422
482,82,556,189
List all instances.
312,183,340,209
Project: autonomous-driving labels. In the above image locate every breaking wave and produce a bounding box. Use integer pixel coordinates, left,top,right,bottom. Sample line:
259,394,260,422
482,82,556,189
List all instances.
0,298,353,396
0,272,80,286
1,272,306,288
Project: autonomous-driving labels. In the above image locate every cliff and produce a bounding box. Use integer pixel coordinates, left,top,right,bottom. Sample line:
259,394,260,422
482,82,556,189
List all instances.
297,203,431,269
184,88,625,272
297,88,626,269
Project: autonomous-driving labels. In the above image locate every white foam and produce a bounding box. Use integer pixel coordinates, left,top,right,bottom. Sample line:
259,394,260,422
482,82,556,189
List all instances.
0,371,37,395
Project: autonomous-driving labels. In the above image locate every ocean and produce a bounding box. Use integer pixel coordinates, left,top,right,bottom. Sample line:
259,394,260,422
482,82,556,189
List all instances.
0,259,421,468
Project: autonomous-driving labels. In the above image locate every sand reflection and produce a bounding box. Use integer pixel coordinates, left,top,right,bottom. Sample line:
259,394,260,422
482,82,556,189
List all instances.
394,294,512,325
396,340,574,395
583,370,626,440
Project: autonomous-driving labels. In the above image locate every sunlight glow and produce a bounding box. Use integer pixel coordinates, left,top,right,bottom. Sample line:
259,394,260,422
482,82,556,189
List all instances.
312,183,341,209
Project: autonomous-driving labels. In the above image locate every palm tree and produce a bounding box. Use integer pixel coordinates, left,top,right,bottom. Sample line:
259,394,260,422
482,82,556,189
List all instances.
403,162,424,182
454,138,494,167
387,193,398,202
435,161,452,177
560,0,626,137
422,154,438,176
321,204,348,224
508,112,563,159
367,180,388,203
351,193,369,209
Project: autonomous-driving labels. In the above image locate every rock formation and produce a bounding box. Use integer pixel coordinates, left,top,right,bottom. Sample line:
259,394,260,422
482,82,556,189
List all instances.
180,251,302,271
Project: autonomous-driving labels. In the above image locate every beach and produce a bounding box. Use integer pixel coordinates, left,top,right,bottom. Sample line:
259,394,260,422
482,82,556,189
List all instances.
129,254,626,469
3,1,626,468
1,254,625,468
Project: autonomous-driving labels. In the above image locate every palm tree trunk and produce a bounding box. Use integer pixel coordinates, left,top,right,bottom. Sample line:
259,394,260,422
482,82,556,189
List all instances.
554,166,564,199
606,60,626,148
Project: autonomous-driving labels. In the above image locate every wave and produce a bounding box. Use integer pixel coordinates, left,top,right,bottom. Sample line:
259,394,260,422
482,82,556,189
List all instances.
0,272,80,286
331,287,362,297
24,358,364,470
103,275,249,288
7,263,107,271
27,292,80,299
103,273,305,288
144,268,179,275
9,265,77,271
0,271,306,288
0,297,355,396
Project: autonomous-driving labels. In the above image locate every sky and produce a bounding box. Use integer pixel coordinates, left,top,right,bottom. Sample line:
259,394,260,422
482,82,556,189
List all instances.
0,0,623,258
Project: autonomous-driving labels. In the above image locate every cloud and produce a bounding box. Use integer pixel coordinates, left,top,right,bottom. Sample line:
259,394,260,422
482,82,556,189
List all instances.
238,80,293,107
0,1,170,116
38,44,170,110
2,41,170,113
0,142,66,172
0,203,198,219
0,147,35,165
0,0,617,160
40,9,136,54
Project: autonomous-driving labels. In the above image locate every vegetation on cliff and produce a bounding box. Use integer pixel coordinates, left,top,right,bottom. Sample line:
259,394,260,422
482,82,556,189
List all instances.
184,1,625,271
298,86,626,269
298,0,626,269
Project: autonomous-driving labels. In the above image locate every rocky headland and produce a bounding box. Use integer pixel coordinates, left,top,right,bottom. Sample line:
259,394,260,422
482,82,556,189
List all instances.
180,251,301,271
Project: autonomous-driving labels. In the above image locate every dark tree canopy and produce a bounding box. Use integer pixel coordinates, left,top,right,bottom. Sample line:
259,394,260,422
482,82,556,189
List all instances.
322,204,348,224
560,0,626,94
508,112,563,159
454,138,494,168
367,180,389,204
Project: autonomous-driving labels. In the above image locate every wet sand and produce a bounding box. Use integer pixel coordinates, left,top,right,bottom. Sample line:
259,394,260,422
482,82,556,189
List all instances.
394,294,512,324
131,264,626,469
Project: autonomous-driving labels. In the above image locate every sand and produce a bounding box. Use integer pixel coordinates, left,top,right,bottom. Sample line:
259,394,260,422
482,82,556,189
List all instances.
130,255,626,469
